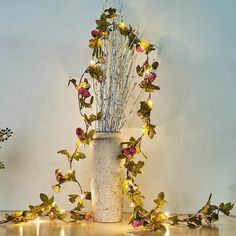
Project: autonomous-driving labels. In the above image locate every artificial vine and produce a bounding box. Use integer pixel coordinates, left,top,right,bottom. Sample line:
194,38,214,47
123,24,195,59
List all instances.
0,7,233,232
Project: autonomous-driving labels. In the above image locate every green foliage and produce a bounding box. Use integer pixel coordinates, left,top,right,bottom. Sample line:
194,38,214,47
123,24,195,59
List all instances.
169,194,234,228
3,193,66,223
143,123,156,139
0,162,5,169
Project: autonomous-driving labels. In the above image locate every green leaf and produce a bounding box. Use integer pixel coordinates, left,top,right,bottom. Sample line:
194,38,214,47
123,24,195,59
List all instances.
57,150,71,159
0,162,5,169
143,124,156,139
152,61,159,70
40,193,49,203
96,111,103,120
68,78,77,88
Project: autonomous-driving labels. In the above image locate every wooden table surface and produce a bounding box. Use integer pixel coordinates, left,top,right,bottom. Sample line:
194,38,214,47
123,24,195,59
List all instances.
0,212,235,236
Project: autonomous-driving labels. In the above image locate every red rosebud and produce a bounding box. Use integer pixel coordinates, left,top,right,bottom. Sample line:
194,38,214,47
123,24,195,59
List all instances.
78,87,86,94
122,148,130,157
148,73,157,82
129,147,137,156
132,220,144,227
91,30,98,37
83,90,91,98
76,127,84,136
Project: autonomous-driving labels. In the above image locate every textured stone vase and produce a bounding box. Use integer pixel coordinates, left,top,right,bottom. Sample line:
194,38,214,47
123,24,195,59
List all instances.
91,132,124,222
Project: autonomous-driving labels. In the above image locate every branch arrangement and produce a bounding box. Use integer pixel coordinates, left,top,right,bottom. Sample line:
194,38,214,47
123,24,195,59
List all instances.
0,6,234,232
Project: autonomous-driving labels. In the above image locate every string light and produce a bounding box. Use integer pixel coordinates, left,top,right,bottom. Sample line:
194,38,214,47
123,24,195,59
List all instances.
80,193,85,200
130,202,135,208
118,21,126,30
90,60,95,66
61,209,65,213
147,98,153,109
165,212,169,217
52,201,56,207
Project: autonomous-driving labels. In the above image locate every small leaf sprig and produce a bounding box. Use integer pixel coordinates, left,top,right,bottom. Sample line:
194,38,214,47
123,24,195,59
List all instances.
0,128,13,169
168,193,234,228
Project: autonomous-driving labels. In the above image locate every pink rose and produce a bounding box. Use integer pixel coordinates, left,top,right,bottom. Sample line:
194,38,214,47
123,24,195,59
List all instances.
132,220,144,227
91,30,98,37
122,148,130,156
148,72,157,82
129,147,137,156
78,87,86,94
76,127,84,136
136,45,144,53
83,90,91,98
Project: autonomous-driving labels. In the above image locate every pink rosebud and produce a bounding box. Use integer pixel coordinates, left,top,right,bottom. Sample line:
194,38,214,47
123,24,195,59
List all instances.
136,45,144,53
132,220,144,228
76,127,84,136
122,148,130,157
97,30,103,37
148,73,157,82
78,87,86,94
129,147,137,156
97,76,105,83
91,29,98,37
83,90,91,98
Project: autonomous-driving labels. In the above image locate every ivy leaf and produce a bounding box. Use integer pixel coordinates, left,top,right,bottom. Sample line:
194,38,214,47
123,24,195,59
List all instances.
89,38,103,49
73,151,86,161
96,111,103,120
218,202,234,216
57,150,71,159
152,61,159,70
154,192,167,209
143,124,156,139
136,65,145,77
40,193,49,203
68,78,77,88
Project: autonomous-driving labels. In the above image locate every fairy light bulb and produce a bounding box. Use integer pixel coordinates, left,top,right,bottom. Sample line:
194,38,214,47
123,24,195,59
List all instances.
133,185,138,191
118,21,126,30
90,59,95,66
80,193,85,200
52,201,56,207
165,212,169,217
61,209,65,213
68,170,72,174
147,99,153,108
130,202,135,208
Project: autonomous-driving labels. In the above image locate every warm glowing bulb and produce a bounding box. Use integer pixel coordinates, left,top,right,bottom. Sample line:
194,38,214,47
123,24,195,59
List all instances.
36,217,40,221
130,202,135,208
80,193,85,200
90,60,95,66
52,201,56,207
165,212,169,217
68,170,72,174
118,21,126,29
133,185,138,191
61,209,65,213
147,99,153,108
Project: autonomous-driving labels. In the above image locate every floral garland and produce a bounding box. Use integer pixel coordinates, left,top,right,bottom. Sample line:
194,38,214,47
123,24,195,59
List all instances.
0,7,233,232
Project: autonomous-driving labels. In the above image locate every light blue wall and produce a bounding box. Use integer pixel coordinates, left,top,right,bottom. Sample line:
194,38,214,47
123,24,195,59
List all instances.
0,0,235,214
